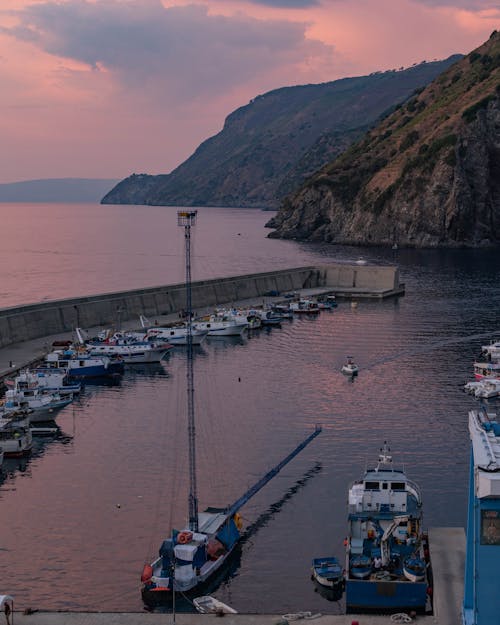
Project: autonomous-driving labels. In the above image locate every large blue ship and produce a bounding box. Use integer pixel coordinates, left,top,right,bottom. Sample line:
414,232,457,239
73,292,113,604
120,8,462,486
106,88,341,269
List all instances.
343,443,432,613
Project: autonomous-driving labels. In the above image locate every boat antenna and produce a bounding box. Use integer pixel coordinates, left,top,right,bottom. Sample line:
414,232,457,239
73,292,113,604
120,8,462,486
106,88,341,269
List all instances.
177,210,199,532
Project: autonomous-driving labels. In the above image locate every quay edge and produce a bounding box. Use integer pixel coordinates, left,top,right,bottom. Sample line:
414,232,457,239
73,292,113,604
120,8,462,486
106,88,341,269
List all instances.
0,263,403,350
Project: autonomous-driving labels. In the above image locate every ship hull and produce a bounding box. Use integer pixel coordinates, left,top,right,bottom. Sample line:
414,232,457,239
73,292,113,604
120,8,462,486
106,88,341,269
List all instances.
345,578,429,613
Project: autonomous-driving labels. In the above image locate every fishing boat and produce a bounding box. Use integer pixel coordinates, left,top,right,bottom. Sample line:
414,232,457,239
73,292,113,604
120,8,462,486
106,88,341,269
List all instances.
141,211,322,605
343,442,432,613
6,369,80,396
341,357,358,376
0,413,33,457
311,556,344,589
44,349,124,378
289,299,320,314
473,361,500,381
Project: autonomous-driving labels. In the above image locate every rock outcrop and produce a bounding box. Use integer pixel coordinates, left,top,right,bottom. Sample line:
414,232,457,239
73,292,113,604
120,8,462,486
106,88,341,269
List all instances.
267,32,500,247
102,58,460,209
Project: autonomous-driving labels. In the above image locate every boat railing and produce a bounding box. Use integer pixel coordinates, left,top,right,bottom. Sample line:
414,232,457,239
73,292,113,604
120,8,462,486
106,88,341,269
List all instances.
405,479,422,502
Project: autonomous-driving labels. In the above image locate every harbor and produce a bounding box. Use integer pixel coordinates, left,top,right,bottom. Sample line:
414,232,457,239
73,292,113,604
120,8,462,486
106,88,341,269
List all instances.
0,209,498,622
0,263,472,625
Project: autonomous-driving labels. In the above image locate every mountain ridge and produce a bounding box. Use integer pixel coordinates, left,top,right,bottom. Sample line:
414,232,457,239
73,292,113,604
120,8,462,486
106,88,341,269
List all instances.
266,32,500,248
101,57,461,209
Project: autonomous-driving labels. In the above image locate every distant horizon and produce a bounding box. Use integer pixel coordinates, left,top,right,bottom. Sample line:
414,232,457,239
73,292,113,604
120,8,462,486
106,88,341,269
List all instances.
1,0,498,184
0,177,120,203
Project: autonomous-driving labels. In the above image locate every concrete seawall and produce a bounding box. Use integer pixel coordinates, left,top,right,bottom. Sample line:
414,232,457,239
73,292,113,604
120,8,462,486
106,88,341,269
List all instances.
0,263,402,349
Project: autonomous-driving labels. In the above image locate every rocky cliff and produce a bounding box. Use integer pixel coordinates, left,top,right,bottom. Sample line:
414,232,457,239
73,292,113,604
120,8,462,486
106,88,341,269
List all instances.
267,32,500,248
102,58,459,209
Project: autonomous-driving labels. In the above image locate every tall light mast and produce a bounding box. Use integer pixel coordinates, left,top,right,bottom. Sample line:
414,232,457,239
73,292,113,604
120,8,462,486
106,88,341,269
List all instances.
177,210,199,532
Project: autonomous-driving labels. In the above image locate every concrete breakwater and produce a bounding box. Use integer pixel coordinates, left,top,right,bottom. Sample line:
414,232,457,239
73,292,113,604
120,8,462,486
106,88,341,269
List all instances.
0,263,402,349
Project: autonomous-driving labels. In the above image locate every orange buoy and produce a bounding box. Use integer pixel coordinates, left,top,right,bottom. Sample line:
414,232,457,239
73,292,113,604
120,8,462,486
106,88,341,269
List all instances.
141,564,153,583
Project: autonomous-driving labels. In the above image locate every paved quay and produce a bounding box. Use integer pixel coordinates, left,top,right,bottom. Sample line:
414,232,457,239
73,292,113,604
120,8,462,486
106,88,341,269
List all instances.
11,611,427,625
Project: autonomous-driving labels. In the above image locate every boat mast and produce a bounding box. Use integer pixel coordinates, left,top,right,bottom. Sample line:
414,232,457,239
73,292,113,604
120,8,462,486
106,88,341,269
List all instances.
177,210,199,532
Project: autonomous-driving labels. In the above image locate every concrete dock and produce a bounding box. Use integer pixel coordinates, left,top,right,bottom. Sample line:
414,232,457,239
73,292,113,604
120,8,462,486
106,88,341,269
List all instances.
8,524,465,625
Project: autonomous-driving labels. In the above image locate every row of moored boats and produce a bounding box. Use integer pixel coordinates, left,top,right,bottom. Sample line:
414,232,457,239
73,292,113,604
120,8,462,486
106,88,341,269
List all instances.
0,296,338,467
465,338,500,399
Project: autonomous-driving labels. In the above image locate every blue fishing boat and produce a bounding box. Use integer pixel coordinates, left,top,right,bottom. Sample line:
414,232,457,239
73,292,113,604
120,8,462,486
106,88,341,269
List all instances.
141,212,322,606
343,442,432,613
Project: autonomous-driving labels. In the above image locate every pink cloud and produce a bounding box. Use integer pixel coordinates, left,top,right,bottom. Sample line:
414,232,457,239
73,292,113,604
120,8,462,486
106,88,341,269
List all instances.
0,0,497,183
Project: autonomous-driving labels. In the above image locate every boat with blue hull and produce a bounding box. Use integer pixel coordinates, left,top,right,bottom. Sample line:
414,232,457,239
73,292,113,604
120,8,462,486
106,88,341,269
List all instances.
343,442,432,613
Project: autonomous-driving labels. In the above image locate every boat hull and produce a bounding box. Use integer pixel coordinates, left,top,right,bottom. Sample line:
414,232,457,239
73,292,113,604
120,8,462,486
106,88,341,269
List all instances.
142,545,239,607
345,578,429,613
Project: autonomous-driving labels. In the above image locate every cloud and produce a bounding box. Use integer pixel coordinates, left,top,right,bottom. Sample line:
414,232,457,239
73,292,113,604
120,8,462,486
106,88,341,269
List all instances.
412,0,498,8
2,0,336,103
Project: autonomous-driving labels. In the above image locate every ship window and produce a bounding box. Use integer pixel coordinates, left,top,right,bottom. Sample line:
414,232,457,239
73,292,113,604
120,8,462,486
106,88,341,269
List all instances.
481,510,500,545
391,482,405,490
365,481,380,490
382,483,388,489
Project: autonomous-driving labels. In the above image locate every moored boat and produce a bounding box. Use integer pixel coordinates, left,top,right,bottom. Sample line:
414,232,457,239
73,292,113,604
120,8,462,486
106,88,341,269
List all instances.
311,556,344,589
341,357,358,376
193,595,238,614
343,442,432,613
290,299,320,314
44,349,124,378
0,413,33,457
473,361,500,381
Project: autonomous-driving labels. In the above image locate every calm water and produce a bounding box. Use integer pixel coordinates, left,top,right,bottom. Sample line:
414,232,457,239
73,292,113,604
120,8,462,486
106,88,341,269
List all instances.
1,203,499,613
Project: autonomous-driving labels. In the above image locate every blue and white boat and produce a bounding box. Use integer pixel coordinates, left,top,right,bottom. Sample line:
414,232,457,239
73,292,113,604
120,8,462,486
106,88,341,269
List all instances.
311,556,343,589
44,349,124,378
343,442,432,613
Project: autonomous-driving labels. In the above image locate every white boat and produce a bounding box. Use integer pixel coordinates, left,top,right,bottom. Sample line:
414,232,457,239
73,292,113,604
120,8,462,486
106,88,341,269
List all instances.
0,413,33,456
193,595,238,614
289,299,320,314
464,380,484,394
341,357,359,376
475,379,500,399
6,368,80,396
473,361,500,381
195,312,248,337
1,388,73,423
77,328,173,364
145,325,208,345
45,349,124,377
481,340,500,360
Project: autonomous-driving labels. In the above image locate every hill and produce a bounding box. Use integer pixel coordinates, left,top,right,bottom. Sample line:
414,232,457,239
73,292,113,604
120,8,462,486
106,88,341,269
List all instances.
101,58,460,209
0,178,119,203
267,32,500,247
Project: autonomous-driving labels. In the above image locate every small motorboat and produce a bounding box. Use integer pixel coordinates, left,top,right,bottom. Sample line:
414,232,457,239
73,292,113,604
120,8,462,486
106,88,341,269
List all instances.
341,357,358,376
403,556,426,582
311,556,343,589
349,554,372,579
193,595,238,614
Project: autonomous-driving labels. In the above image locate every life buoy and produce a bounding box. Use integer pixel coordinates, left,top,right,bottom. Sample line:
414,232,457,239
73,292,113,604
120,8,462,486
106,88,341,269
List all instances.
178,531,193,544
233,513,243,530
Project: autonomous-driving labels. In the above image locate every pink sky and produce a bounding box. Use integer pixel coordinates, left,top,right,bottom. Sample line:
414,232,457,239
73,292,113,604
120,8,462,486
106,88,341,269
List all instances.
0,0,498,183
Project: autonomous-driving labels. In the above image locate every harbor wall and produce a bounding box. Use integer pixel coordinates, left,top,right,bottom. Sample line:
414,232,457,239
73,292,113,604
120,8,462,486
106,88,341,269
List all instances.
0,263,401,348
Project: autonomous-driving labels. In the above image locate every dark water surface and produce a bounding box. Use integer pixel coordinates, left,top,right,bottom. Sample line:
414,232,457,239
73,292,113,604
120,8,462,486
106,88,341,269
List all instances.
0,203,499,613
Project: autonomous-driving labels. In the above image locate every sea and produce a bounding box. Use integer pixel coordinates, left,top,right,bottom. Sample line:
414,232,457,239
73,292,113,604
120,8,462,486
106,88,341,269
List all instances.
0,202,499,614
